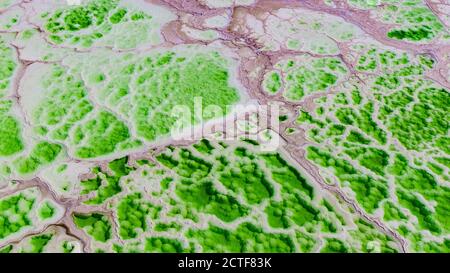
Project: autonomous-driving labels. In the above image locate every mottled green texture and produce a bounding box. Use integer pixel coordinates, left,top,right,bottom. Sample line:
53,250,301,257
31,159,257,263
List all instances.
144,237,187,253
73,213,112,242
83,139,398,253
117,193,160,239
81,157,134,204
306,146,388,213
188,223,296,252
297,46,449,249
0,192,35,239
2,0,447,254
176,179,248,222
219,148,274,204
0,34,16,96
320,238,349,253
26,46,240,160
14,142,62,174
27,234,53,253
348,0,446,42
41,0,166,49
62,241,75,253
28,65,137,160
386,7,444,42
38,201,55,220
263,71,282,94
65,48,240,143
72,111,133,159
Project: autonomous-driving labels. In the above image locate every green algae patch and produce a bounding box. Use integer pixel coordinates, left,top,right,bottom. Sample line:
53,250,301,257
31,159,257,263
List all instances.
22,45,242,161
64,47,241,143
81,157,135,204
72,111,133,159
27,234,53,253
294,46,449,248
395,189,441,235
348,0,446,42
263,71,282,94
263,56,347,101
158,149,212,180
320,238,350,253
20,63,140,160
188,223,296,253
40,0,175,49
73,213,112,242
62,139,401,253
349,219,398,253
385,87,449,153
219,149,274,204
28,65,94,141
385,7,444,42
176,180,248,222
261,153,314,199
193,139,215,155
343,147,389,176
265,193,319,229
0,99,23,157
62,241,75,253
0,34,16,97
306,146,388,213
0,192,35,240
398,225,450,253
117,193,160,240
145,237,187,253
383,201,408,222
14,142,62,175
387,26,435,41
38,201,55,220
